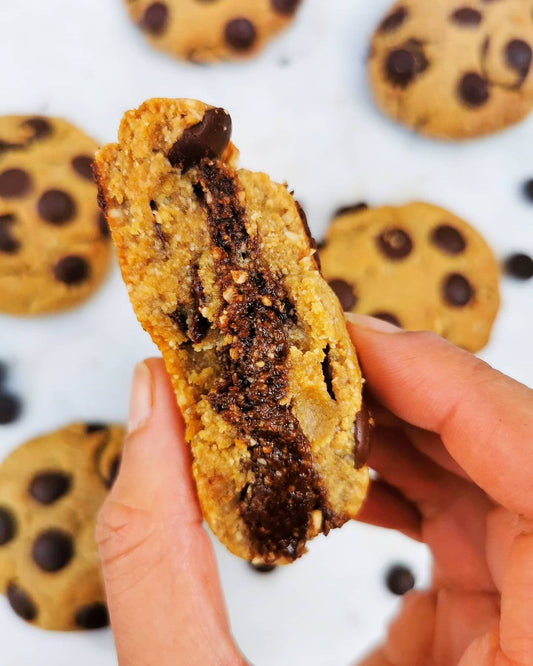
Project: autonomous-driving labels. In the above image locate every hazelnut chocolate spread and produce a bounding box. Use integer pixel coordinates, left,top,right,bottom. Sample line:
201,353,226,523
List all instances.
190,159,334,561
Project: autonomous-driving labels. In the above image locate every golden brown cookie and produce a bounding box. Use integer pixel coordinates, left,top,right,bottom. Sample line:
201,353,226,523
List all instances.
368,0,533,139
0,115,112,315
0,422,124,630
319,202,500,352
124,0,302,62
94,98,370,565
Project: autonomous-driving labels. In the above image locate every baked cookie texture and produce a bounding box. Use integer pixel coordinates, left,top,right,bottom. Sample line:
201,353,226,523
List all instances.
0,422,124,630
320,202,500,353
0,116,112,315
369,0,533,139
94,98,370,565
124,0,302,63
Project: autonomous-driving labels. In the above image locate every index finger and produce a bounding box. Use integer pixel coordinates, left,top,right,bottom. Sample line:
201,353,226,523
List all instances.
346,315,533,518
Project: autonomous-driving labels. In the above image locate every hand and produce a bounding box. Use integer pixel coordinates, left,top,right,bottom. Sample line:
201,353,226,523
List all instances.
348,314,533,666
96,317,533,666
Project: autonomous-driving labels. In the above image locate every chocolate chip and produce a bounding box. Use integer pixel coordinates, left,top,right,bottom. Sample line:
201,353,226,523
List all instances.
377,228,413,260
0,392,22,424
371,312,402,327
523,178,533,202
22,117,53,140
37,189,76,224
248,562,277,573
458,72,489,107
97,211,110,238
0,214,20,253
141,2,169,35
0,361,7,385
354,404,372,468
430,224,466,255
443,273,474,306
451,8,482,25
271,0,300,14
0,168,32,198
106,455,121,488
504,253,533,280
0,507,16,545
334,202,368,218
168,108,232,172
321,345,336,401
29,472,71,505
7,583,37,621
224,18,257,51
71,155,95,181
86,422,107,433
53,255,90,285
386,564,415,595
169,306,189,334
328,278,357,311
385,49,416,87
75,602,109,629
32,529,73,572
506,39,532,81
379,7,408,33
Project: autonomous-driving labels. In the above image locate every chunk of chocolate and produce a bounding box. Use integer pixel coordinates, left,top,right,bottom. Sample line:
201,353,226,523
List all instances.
328,278,358,311
37,189,76,225
0,168,32,198
321,345,336,401
0,507,16,545
168,108,232,172
0,214,20,253
53,255,90,285
504,253,533,280
334,202,368,218
224,18,257,51
451,8,482,25
22,117,53,140
75,602,109,629
106,455,121,488
0,392,22,425
371,312,402,327
71,155,95,181
248,561,277,573
458,72,489,107
379,7,408,33
443,273,474,306
32,529,73,572
29,472,71,505
377,228,413,260
85,422,107,433
506,39,532,82
7,583,37,621
141,2,169,35
386,564,415,595
430,224,466,255
271,0,300,15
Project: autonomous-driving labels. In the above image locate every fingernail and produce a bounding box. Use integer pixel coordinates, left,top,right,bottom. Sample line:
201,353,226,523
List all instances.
345,312,402,333
128,362,153,433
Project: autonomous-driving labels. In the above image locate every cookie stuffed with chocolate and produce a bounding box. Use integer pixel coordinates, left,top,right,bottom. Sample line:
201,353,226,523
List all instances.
94,98,370,565
125,0,302,63
0,115,112,315
369,0,533,139
320,202,500,352
0,423,124,630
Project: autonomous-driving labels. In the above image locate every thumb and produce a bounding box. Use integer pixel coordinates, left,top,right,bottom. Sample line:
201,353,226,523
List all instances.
96,358,245,666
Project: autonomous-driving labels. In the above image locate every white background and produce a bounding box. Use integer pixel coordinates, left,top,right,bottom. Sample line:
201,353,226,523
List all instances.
0,0,532,664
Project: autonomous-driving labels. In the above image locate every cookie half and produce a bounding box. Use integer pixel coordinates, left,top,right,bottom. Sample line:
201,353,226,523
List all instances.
0,115,112,315
94,98,370,564
320,202,500,352
0,423,124,630
369,0,533,139
125,0,302,63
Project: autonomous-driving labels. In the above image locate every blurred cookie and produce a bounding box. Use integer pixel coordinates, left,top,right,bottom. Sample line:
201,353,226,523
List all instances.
0,422,124,630
368,0,533,139
94,98,370,565
0,115,111,315
320,202,500,352
125,0,302,62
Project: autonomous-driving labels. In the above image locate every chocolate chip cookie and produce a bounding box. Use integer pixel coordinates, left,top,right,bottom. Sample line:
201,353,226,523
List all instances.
0,422,124,630
0,115,112,315
320,202,500,352
94,98,370,565
369,1,533,139
124,0,302,62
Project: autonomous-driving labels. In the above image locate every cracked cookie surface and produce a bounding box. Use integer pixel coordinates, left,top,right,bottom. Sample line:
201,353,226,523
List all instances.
319,202,500,352
94,98,369,564
0,422,124,630
124,0,302,63
369,0,533,139
0,116,112,315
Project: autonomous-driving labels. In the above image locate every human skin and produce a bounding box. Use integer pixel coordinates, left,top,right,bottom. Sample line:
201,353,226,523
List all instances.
96,314,533,666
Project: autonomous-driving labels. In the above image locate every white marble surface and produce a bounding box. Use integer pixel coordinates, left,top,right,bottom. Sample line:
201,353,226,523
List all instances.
0,0,531,664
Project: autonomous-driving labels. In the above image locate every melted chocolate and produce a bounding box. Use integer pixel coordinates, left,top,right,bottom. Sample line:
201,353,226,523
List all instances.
194,160,332,561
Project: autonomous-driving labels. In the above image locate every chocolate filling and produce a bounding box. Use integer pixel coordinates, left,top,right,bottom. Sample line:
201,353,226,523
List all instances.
193,160,333,561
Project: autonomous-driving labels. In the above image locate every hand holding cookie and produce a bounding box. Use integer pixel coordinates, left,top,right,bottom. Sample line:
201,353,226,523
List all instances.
97,320,533,665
